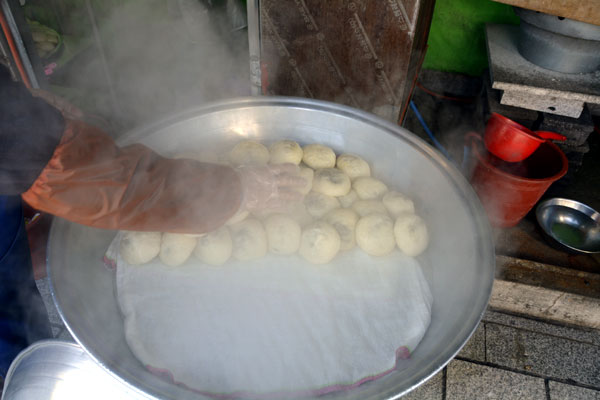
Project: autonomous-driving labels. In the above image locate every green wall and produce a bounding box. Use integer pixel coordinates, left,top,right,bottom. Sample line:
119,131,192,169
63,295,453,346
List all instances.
423,0,520,76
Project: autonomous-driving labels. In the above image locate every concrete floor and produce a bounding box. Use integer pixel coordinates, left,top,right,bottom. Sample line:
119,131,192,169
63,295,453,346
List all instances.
33,276,600,399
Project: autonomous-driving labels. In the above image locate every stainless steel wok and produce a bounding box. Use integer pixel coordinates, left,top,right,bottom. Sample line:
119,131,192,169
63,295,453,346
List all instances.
47,97,495,399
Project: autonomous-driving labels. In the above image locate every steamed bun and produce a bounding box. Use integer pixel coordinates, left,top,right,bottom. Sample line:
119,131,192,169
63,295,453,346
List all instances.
304,191,341,218
353,177,388,200
336,154,371,179
194,226,233,266
265,214,302,255
269,140,303,165
383,191,415,217
355,214,396,256
312,168,351,197
394,213,429,257
159,233,197,267
230,218,268,261
299,221,341,264
302,144,336,169
229,140,269,165
120,231,161,265
324,208,358,251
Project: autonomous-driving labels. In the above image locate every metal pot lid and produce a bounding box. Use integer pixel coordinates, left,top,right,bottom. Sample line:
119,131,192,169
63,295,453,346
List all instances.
514,7,600,41
1,340,150,400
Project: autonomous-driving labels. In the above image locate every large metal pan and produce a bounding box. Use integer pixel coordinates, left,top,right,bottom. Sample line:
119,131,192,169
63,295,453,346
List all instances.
47,97,494,399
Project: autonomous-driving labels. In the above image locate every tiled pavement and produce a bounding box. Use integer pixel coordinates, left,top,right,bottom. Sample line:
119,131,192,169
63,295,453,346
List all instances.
34,277,600,399
403,310,600,400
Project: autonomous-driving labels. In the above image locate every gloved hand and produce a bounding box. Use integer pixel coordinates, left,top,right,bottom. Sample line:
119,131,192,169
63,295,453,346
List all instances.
236,164,306,212
22,119,244,234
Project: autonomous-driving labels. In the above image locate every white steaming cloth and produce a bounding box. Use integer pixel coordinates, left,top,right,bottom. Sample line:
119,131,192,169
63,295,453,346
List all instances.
108,236,433,396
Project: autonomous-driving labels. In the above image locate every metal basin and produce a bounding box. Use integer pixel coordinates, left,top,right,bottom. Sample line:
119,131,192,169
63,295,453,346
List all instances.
536,198,600,254
47,97,494,399
1,340,149,400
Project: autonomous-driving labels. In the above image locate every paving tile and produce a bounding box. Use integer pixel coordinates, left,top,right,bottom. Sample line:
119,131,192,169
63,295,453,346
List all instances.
483,310,600,346
402,368,443,400
35,277,64,326
548,381,600,400
458,322,486,362
486,323,600,387
446,360,545,400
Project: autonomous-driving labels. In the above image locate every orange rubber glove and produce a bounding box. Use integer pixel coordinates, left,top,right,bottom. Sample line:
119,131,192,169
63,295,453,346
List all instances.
22,119,244,234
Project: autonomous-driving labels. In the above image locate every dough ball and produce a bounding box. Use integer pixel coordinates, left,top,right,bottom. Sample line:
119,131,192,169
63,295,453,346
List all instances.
298,165,314,195
355,214,396,256
226,209,250,225
269,140,303,165
336,154,371,179
394,213,429,257
299,221,341,264
193,226,233,266
120,231,162,265
159,233,197,267
286,202,314,227
353,177,388,200
302,144,336,169
265,214,302,255
338,189,358,208
304,191,341,218
352,200,388,217
229,140,269,165
230,218,268,261
383,191,415,217
312,168,351,197
324,208,358,251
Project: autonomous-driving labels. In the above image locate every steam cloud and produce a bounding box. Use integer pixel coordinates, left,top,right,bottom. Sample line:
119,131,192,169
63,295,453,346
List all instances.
55,0,251,134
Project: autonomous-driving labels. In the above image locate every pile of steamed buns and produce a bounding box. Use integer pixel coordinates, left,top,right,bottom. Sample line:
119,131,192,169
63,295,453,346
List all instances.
120,140,429,267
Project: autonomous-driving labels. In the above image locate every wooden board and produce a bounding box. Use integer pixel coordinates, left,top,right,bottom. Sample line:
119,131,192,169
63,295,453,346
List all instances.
492,0,600,26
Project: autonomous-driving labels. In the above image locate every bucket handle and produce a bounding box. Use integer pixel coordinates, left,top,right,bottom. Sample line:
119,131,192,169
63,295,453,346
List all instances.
535,131,567,141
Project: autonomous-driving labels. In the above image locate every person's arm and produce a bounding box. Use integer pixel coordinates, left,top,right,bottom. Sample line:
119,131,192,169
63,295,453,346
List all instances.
0,65,64,195
22,119,244,234
1,66,302,234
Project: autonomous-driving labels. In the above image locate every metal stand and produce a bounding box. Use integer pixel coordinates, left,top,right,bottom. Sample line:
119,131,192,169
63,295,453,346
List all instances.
246,0,261,95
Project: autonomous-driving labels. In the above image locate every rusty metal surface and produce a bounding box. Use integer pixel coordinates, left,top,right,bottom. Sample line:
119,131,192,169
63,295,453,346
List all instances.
258,0,435,122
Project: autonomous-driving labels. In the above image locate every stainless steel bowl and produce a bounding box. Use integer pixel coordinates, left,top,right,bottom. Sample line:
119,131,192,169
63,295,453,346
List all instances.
536,198,600,254
47,97,495,399
1,340,149,400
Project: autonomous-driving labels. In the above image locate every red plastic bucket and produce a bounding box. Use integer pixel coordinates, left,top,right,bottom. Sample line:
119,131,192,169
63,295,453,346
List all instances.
469,134,568,227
